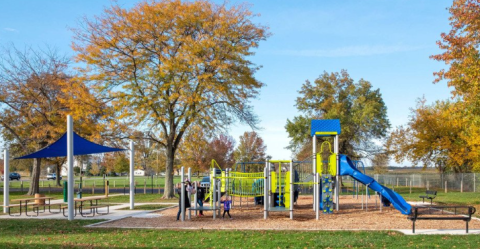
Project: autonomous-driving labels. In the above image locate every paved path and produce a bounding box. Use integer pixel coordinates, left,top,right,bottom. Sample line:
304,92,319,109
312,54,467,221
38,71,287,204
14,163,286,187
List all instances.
0,201,176,220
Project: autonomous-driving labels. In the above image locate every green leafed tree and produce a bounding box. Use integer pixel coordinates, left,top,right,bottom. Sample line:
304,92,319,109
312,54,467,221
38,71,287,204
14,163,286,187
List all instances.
286,70,390,160
114,153,130,174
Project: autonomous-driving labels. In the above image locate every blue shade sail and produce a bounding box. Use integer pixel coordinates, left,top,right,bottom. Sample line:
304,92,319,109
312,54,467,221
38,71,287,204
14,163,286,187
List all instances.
16,132,125,159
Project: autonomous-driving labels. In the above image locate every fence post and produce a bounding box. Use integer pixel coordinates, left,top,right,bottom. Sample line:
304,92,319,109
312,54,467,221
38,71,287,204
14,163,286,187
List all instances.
474,173,476,193
461,173,464,193
21,181,23,193
48,184,51,194
396,178,399,187
445,181,447,193
409,180,412,194
144,179,146,194
427,181,429,191
114,180,116,188
93,181,95,194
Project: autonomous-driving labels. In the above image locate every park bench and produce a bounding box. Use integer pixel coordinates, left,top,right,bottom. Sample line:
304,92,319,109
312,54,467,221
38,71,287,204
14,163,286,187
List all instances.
408,206,476,233
419,190,437,204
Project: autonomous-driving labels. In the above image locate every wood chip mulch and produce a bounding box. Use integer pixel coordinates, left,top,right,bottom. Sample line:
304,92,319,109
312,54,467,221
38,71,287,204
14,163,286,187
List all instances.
96,196,480,231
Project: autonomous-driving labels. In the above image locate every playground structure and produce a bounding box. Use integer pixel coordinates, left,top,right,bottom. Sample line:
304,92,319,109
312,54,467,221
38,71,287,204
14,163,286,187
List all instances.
178,119,413,222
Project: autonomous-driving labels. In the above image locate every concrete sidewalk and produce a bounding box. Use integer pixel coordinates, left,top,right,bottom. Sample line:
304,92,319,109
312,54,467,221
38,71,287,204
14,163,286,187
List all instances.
0,202,176,220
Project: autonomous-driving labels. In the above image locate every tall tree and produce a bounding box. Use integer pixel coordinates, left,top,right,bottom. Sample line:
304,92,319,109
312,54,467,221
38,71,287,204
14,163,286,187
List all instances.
72,0,268,198
208,134,235,168
0,46,112,195
114,153,130,174
431,0,480,106
177,125,210,174
371,152,389,174
430,0,480,172
285,70,390,159
233,131,266,162
387,99,472,173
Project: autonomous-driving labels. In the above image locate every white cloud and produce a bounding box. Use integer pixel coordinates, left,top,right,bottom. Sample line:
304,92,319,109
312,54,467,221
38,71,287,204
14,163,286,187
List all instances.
273,45,424,58
4,28,18,32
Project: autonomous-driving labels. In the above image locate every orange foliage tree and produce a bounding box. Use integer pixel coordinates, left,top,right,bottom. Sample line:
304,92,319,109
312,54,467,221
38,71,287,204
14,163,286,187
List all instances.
0,46,115,194
387,99,472,172
72,0,269,198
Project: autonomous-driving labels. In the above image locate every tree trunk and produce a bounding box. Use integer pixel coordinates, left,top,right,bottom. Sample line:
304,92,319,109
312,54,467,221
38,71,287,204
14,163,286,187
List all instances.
27,158,41,195
162,144,175,198
56,163,62,187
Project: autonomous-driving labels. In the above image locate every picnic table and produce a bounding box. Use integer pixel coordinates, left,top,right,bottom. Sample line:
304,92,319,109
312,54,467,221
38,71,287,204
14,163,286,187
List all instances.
66,196,109,217
5,196,59,217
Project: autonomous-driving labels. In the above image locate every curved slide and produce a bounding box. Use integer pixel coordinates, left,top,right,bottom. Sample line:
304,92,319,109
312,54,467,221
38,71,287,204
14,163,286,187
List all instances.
339,155,412,215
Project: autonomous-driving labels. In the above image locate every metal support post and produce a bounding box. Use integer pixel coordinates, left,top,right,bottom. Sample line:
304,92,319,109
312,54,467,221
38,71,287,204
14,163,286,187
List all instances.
212,168,216,220
315,173,320,220
334,135,339,211
3,150,9,214
181,167,185,221
312,135,317,211
129,141,135,210
264,166,268,219
67,115,74,221
290,161,294,220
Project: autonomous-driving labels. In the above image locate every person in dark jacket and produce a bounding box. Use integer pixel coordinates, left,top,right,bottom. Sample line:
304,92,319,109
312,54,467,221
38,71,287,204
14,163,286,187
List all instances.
176,181,192,221
196,184,205,216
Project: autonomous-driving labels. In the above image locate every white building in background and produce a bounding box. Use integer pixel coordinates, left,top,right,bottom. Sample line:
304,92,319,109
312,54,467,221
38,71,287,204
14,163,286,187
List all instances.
60,157,93,176
134,169,145,176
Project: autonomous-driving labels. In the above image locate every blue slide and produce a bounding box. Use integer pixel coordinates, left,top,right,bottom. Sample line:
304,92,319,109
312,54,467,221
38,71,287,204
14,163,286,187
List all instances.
339,155,412,215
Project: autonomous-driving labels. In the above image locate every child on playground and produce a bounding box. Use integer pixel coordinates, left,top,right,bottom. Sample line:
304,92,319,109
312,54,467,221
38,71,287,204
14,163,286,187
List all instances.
221,196,232,219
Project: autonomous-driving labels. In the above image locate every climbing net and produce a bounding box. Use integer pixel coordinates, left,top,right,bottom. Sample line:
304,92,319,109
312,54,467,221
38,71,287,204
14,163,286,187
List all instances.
217,172,265,197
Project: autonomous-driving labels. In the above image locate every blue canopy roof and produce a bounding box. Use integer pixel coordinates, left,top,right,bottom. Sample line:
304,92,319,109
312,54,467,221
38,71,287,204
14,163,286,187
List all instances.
16,132,125,159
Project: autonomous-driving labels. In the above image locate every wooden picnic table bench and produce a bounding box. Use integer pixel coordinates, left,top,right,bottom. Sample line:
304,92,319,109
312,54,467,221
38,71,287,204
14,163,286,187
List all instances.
4,196,60,217
408,205,476,233
67,196,109,217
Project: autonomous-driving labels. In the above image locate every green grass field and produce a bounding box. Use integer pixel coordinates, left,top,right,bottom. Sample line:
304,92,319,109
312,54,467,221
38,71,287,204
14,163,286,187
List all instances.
0,219,479,248
0,176,203,189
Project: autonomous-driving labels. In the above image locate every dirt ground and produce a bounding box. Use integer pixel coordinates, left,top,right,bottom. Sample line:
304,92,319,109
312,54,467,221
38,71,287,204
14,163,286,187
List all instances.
96,196,480,230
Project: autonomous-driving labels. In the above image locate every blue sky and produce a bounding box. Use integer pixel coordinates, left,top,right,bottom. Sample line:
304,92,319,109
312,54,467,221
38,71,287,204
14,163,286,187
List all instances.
0,0,454,165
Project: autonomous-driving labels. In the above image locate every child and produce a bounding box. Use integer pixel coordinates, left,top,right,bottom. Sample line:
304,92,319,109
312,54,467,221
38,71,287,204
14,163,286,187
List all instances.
221,196,232,219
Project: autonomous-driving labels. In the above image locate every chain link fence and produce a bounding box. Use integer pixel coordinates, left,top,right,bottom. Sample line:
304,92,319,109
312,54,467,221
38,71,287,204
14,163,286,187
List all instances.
345,173,479,192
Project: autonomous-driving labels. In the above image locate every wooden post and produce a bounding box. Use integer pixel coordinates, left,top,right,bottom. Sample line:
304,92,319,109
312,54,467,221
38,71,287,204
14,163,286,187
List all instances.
461,174,464,193
114,180,116,188
144,179,147,194
48,184,51,194
427,181,429,191
21,181,23,193
445,181,447,193
474,173,476,193
409,180,412,194
396,178,399,187
93,181,95,194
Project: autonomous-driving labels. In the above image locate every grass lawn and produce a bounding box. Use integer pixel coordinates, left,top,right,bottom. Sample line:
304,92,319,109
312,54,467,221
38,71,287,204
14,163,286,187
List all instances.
0,176,203,189
117,204,172,210
0,219,479,248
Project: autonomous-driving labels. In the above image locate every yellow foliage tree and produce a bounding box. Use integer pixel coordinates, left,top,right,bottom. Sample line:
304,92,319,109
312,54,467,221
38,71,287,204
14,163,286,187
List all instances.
0,46,115,194
387,99,474,172
72,0,269,197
